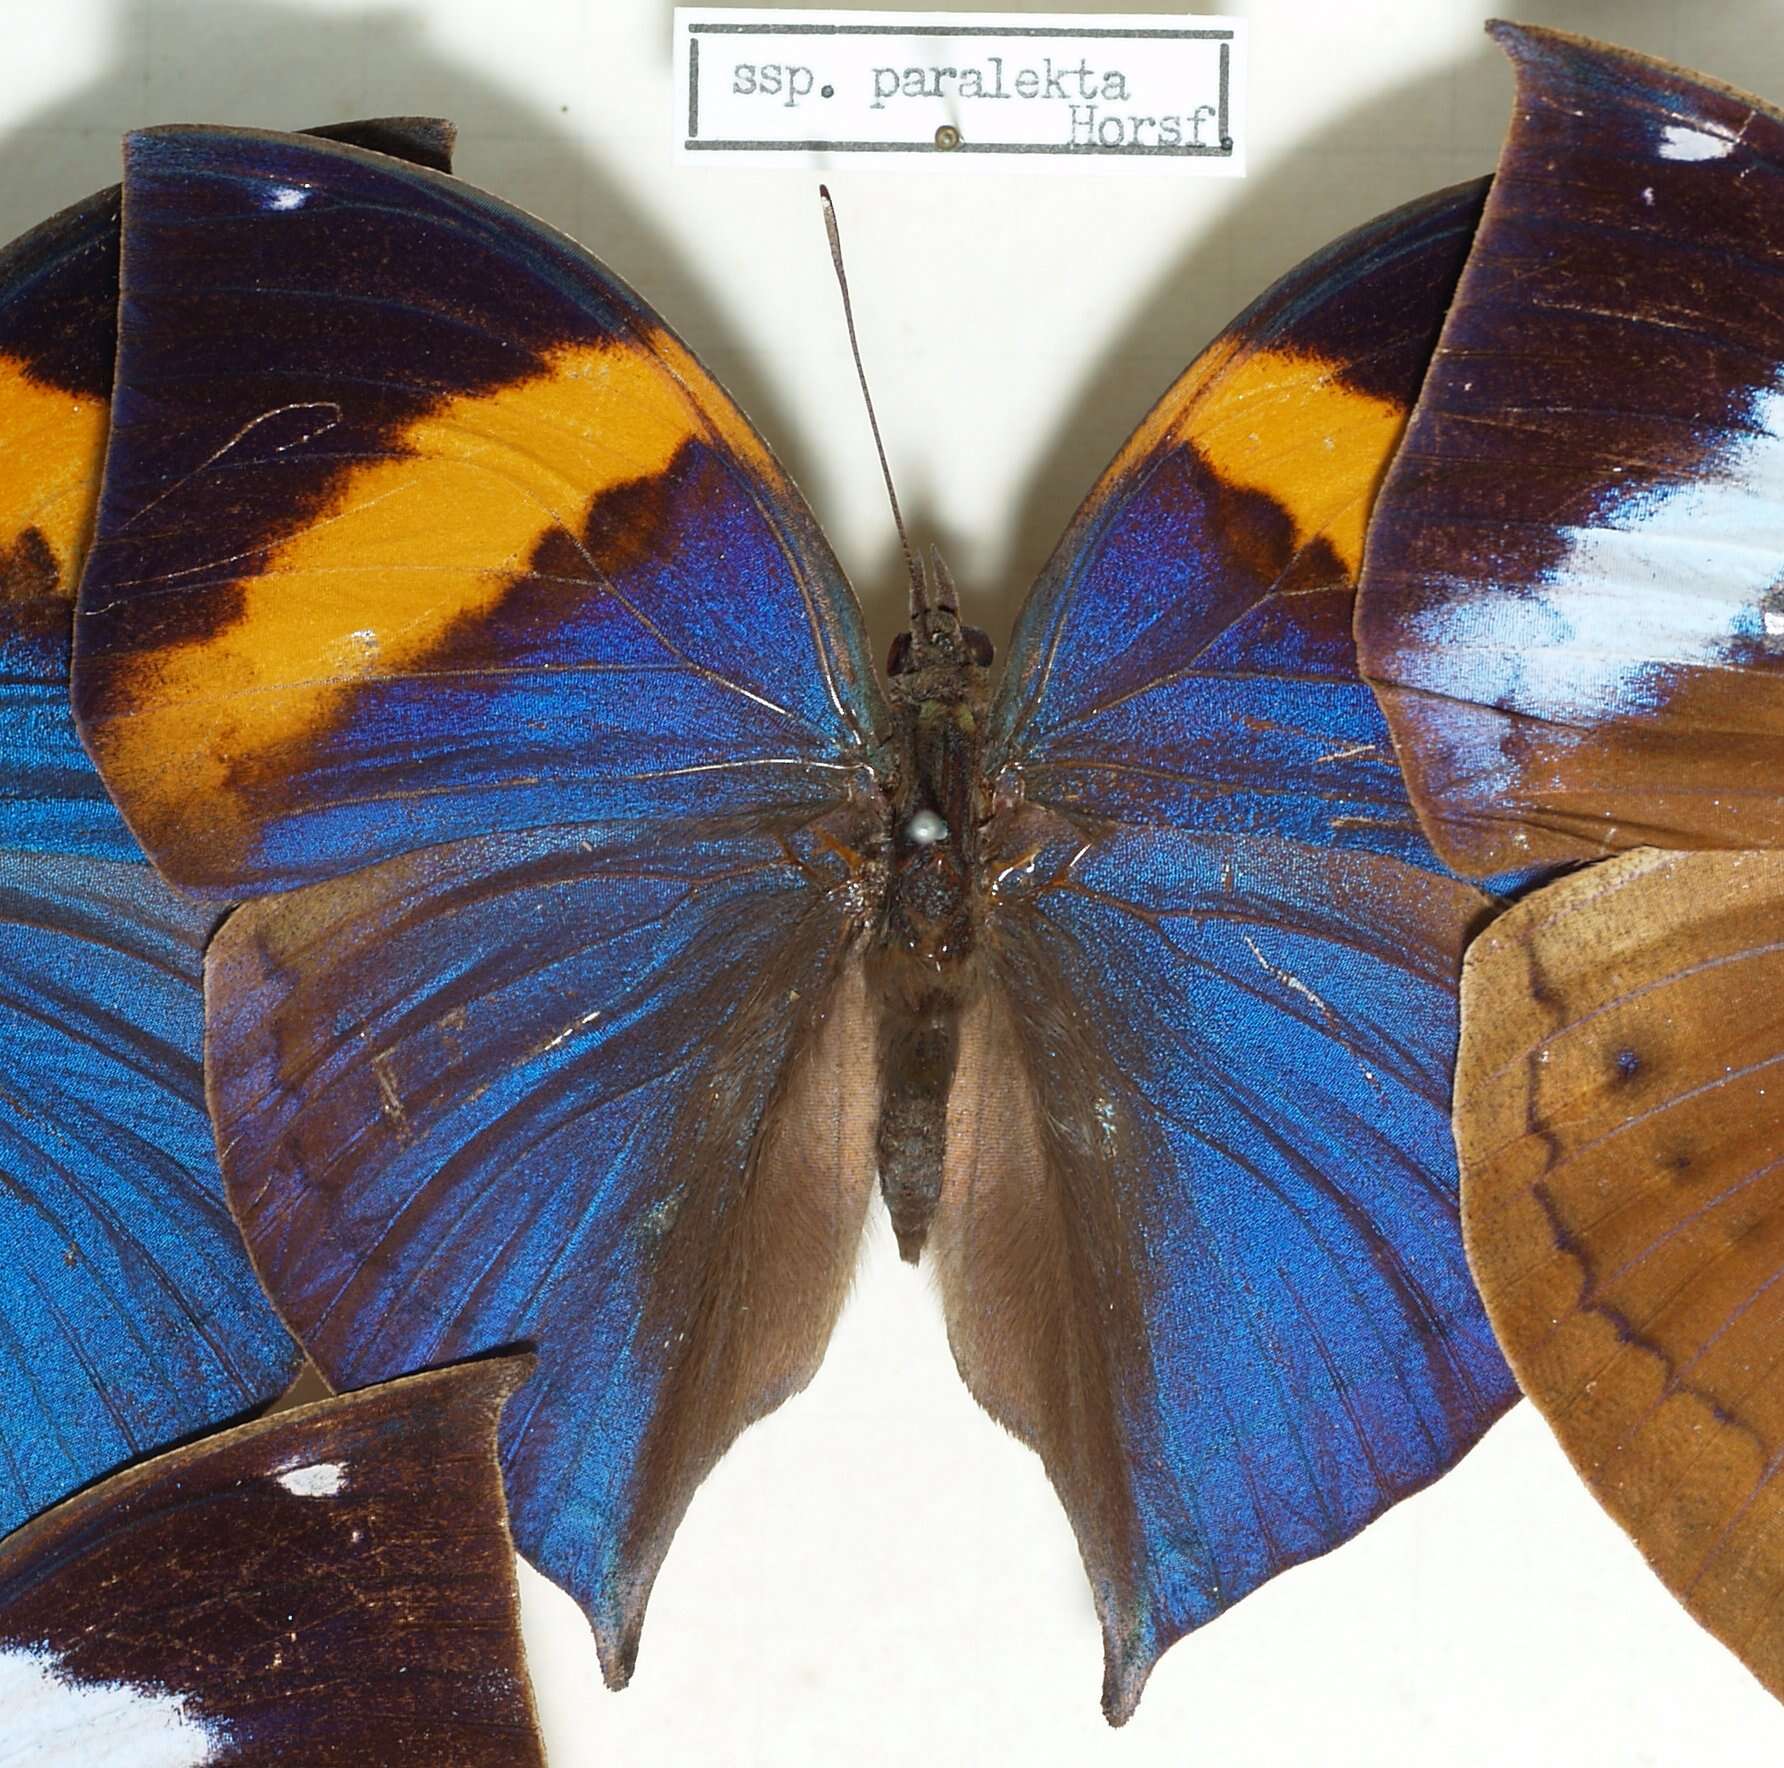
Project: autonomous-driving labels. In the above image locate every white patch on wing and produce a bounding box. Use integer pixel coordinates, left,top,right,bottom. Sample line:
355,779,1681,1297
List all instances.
275,1460,346,1498
1401,378,1784,789
0,1646,226,1767
265,184,310,210
1658,122,1736,161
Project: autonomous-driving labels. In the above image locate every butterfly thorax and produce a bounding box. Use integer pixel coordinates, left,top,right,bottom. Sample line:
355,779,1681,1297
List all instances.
869,574,994,1262
879,667,988,960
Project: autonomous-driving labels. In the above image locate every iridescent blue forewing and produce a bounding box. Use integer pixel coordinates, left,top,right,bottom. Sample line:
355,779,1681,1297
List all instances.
74,127,884,898
987,182,1488,873
961,185,1519,1717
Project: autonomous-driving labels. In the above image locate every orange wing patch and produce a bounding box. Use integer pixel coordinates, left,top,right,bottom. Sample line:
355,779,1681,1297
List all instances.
1108,343,1408,580
0,354,107,603
94,325,758,872
1457,846,1784,1699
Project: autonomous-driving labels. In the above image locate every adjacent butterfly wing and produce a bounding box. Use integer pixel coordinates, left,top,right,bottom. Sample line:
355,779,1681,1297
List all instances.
1455,847,1784,1701
960,185,1520,1718
0,850,290,1536
0,188,121,860
0,1359,544,1765
81,127,890,1678
0,121,462,1536
3,118,462,864
1358,25,1784,877
73,126,885,898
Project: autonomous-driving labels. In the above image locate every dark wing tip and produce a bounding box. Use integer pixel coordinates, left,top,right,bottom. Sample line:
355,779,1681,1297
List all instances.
1100,1609,1163,1728
1484,18,1648,66
1101,1659,1147,1729
273,1351,536,1435
1484,18,1565,57
595,1600,645,1693
1487,16,1784,139
1483,19,1645,88
464,1345,539,1404
123,119,457,176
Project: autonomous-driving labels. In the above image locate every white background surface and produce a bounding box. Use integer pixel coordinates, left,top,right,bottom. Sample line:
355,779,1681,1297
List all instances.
6,2,1784,1763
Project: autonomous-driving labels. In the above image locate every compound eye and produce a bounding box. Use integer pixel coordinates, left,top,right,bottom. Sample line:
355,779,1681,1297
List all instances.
886,631,914,676
963,626,995,668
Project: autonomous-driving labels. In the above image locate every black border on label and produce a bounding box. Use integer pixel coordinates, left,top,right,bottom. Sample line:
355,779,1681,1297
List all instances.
681,19,1239,157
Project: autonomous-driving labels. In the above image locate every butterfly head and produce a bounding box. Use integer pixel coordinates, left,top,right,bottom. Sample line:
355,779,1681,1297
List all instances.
885,546,994,686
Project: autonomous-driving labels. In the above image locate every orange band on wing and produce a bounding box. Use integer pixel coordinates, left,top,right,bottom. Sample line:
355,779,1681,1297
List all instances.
0,354,107,599
1113,344,1408,578
99,326,752,867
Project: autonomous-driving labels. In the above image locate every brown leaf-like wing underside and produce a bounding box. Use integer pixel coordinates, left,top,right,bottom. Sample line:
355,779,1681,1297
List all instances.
1458,847,1784,1695
1357,24,1784,876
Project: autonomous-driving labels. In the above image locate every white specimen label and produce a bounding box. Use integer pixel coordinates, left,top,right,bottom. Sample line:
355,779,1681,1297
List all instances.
673,10,1245,172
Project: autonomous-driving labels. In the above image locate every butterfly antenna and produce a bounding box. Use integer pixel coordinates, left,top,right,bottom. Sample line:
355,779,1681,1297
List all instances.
820,185,924,613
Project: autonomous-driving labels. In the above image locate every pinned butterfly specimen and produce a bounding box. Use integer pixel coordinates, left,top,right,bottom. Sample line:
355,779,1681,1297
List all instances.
1455,846,1784,1703
1358,23,1784,878
0,1358,544,1765
71,126,1517,1720
0,118,454,1537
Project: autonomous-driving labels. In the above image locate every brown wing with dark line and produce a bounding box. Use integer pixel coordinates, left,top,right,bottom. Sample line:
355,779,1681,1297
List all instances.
1458,847,1784,1697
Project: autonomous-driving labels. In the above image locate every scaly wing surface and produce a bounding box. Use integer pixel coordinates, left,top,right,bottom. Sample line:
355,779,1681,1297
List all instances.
943,820,1509,1720
206,814,880,1684
0,1360,543,1765
1358,25,1784,875
987,180,1487,873
0,119,463,1536
74,126,884,897
1458,847,1784,1703
76,126,890,1678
